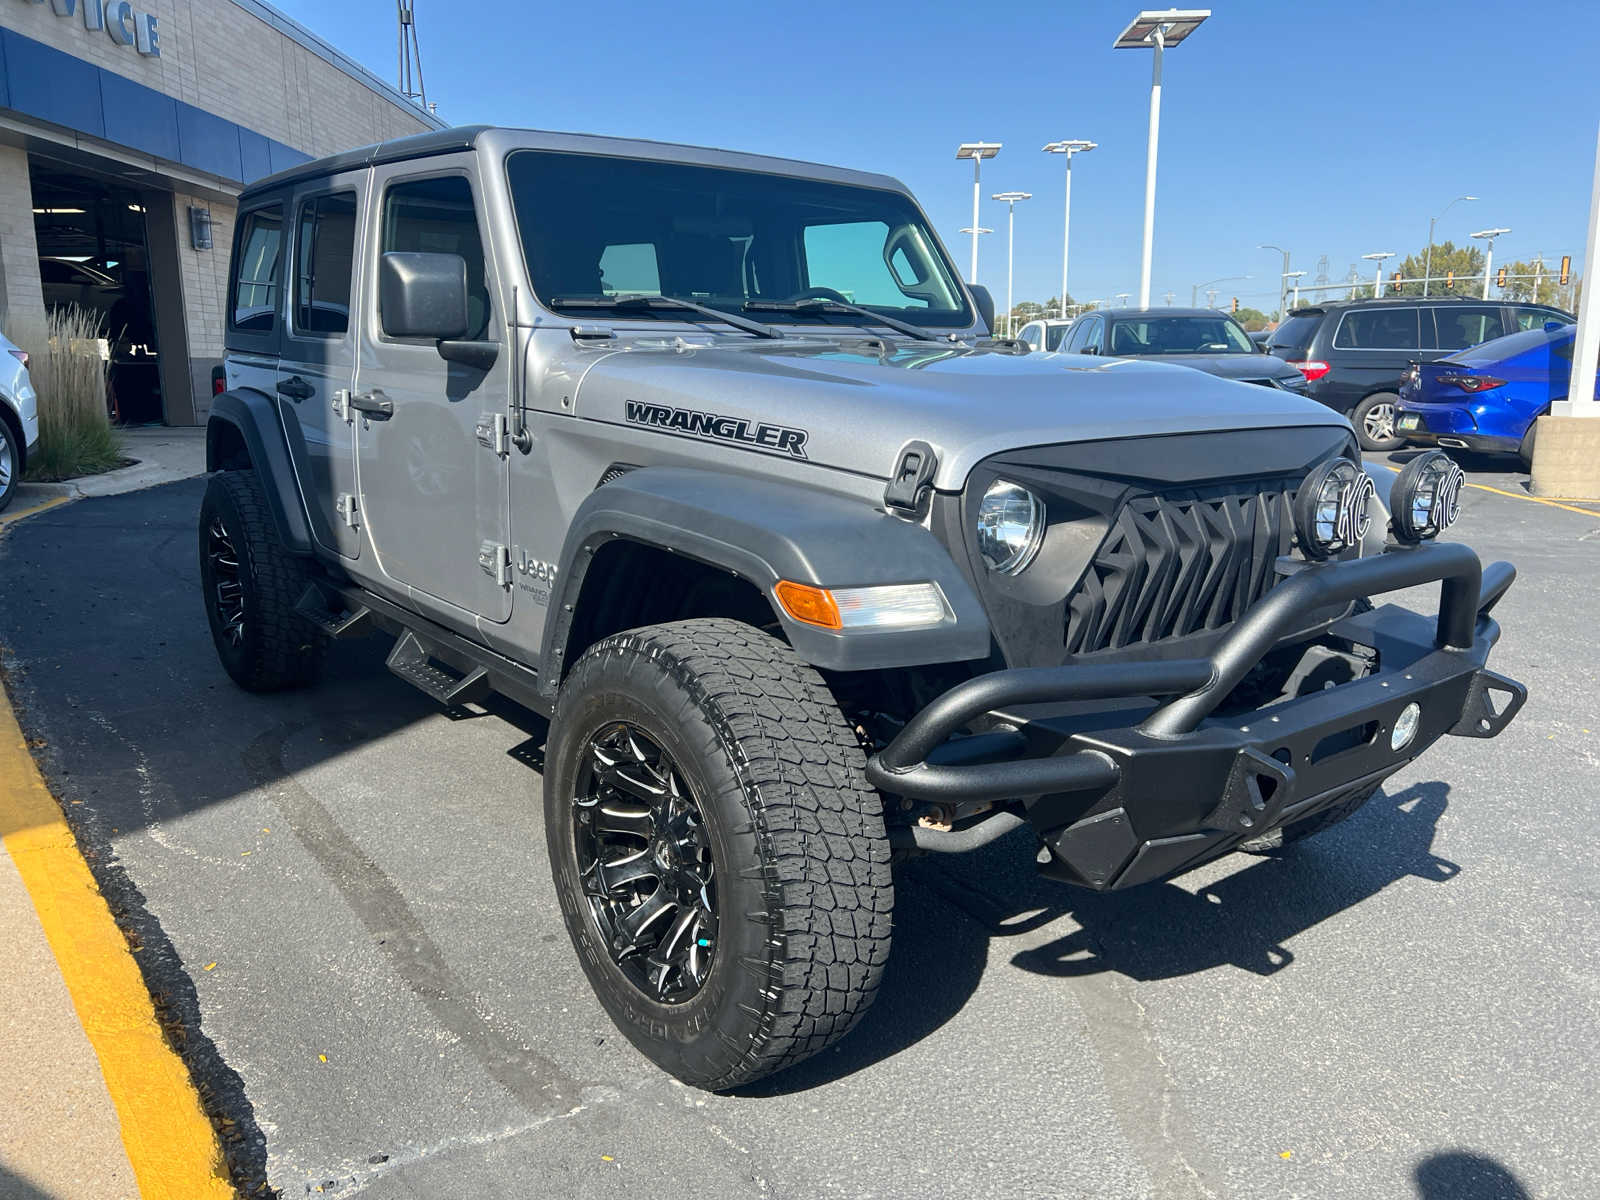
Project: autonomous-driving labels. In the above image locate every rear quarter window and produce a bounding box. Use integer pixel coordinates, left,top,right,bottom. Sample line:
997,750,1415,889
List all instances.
1333,307,1420,350
230,204,284,333
1268,312,1322,352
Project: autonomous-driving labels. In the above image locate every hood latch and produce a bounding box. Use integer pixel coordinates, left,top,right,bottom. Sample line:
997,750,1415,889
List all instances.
884,441,938,517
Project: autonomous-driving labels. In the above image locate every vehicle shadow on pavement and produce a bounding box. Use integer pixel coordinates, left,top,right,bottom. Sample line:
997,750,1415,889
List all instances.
0,1165,58,1200
740,781,1456,1095
1413,1150,1532,1199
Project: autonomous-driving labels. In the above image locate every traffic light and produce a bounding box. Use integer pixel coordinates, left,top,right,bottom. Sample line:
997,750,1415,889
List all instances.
1231,296,1238,313
1446,270,1454,290
1496,266,1508,288
1560,255,1571,285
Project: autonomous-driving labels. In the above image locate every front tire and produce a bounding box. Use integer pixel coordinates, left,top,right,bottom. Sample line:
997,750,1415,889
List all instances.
198,470,326,691
545,619,892,1090
1353,393,1404,452
0,414,19,513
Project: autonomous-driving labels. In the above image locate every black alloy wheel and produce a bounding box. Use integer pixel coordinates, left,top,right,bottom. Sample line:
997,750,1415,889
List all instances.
573,721,717,1003
206,512,247,650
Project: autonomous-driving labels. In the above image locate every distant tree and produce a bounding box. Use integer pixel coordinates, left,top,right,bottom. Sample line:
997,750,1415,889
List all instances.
1232,306,1270,331
1389,240,1485,297
1498,260,1579,309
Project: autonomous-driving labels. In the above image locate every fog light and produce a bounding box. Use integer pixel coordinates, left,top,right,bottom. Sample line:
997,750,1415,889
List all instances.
1391,702,1421,751
1390,450,1466,542
1293,458,1375,560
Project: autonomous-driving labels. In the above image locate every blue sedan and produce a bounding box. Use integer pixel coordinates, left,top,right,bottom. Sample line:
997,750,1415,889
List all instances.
1396,321,1582,470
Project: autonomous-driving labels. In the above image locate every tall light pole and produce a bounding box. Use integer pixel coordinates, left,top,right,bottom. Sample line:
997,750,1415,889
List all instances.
1190,274,1249,306
1041,139,1096,316
1261,244,1291,317
1471,227,1511,299
956,142,1001,283
1283,269,1306,310
1363,252,1395,299
993,190,1032,336
1116,292,1131,307
1115,9,1210,309
1423,194,1477,297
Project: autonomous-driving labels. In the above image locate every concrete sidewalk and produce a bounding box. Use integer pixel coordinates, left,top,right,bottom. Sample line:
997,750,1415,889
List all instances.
3,427,205,528
0,840,139,1199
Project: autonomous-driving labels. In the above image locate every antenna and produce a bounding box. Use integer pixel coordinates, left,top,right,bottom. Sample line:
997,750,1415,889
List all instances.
397,0,427,110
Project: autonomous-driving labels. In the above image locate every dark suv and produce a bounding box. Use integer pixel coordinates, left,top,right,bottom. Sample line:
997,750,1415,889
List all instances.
1265,297,1573,450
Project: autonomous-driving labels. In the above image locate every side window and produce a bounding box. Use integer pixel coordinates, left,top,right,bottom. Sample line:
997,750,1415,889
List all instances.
1018,322,1041,348
231,205,283,332
1333,307,1419,350
1433,305,1505,351
1046,324,1071,351
1071,318,1100,353
1514,307,1573,332
382,175,491,339
293,191,357,336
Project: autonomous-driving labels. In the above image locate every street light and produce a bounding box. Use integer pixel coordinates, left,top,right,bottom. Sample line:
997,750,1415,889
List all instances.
1470,227,1511,299
1283,269,1306,310
1116,292,1131,307
1041,139,1096,317
1423,195,1477,297
956,142,1002,283
1363,252,1396,299
1261,244,1291,317
1190,274,1249,306
993,191,1032,336
1114,8,1210,309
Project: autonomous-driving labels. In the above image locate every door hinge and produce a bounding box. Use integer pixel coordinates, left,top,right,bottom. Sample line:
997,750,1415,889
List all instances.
478,540,512,588
475,412,509,457
331,389,353,423
336,492,359,530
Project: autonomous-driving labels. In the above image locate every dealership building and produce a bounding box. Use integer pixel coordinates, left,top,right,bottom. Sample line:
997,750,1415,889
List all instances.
0,0,440,424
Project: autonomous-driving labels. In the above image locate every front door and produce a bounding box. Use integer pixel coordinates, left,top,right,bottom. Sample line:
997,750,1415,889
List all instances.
353,161,511,622
278,175,364,559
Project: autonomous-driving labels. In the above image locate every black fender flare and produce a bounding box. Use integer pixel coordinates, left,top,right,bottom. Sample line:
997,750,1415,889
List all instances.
540,466,991,684
206,389,315,554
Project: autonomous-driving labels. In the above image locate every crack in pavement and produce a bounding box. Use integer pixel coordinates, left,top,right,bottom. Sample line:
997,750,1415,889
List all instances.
242,719,585,1123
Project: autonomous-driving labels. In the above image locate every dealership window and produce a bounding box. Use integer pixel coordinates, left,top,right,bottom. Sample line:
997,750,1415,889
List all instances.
381,176,490,339
1433,306,1505,351
232,205,283,332
294,192,356,336
1333,307,1419,350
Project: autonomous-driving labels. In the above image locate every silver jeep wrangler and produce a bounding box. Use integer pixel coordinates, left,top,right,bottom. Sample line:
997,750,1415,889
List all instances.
202,126,1525,1090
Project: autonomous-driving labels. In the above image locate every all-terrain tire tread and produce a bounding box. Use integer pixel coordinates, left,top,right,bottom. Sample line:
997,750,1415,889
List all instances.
577,618,892,1090
206,470,326,691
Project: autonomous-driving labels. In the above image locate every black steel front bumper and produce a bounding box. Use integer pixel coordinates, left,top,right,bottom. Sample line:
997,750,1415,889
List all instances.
864,542,1526,890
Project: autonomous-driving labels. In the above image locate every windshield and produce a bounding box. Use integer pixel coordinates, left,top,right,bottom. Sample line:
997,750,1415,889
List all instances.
1106,315,1255,356
506,150,972,329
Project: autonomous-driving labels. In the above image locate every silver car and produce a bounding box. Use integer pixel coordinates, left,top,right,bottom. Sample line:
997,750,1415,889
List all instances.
0,328,39,511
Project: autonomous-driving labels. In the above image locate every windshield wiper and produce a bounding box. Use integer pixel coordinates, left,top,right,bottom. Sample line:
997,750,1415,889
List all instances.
550,294,784,340
743,298,942,342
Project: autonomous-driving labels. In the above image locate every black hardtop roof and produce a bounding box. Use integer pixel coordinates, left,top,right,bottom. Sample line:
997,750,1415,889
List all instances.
237,124,910,203
1093,307,1241,320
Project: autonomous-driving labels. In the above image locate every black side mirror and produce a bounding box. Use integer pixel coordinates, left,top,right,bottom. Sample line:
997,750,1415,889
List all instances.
967,283,996,334
380,252,470,340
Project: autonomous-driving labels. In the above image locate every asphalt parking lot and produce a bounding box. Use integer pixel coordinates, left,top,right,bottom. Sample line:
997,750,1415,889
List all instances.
1,459,1597,1200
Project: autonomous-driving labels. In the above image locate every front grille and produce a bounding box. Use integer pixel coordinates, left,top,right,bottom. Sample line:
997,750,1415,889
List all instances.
1064,479,1296,655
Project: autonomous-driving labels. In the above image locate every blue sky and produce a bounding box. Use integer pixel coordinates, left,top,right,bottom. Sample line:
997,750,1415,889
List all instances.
273,0,1597,312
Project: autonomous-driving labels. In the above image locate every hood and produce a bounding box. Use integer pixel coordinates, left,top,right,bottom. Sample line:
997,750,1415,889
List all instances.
1131,353,1304,383
572,337,1349,491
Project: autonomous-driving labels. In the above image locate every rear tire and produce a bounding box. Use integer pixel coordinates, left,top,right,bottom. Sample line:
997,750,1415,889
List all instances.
1237,783,1380,854
1518,420,1538,473
198,470,326,691
1353,393,1404,452
0,412,19,513
545,618,892,1090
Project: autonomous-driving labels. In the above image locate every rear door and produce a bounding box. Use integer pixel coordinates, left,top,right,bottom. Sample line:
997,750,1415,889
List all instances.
1430,304,1507,356
1325,305,1421,411
277,175,364,559
352,159,512,623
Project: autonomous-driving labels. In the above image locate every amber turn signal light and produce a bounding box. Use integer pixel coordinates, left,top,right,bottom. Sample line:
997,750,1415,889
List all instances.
773,581,842,630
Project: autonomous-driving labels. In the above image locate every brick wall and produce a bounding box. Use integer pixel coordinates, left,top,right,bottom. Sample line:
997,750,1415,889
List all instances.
0,143,45,333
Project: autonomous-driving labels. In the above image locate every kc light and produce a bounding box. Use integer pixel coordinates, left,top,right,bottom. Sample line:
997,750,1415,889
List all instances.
976,480,1045,574
1390,450,1465,543
774,580,950,631
1293,459,1375,560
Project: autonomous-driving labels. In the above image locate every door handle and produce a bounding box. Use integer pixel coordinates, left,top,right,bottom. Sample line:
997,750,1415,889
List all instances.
348,389,394,419
276,375,314,401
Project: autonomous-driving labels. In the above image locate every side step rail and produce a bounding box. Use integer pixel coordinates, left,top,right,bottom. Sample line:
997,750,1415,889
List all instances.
385,630,491,707
294,584,374,639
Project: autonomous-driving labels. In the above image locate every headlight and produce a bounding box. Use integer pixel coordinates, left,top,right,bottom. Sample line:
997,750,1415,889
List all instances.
976,480,1045,574
1292,458,1375,560
1390,450,1465,542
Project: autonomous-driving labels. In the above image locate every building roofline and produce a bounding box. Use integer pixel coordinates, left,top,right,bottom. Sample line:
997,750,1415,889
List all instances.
224,0,448,130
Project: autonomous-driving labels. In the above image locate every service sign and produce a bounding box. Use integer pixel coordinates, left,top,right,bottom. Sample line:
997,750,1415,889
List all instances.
27,0,162,58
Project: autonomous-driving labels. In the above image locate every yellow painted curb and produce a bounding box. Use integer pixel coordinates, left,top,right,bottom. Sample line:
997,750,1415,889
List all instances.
0,493,73,529
0,692,233,1199
1380,463,1600,518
